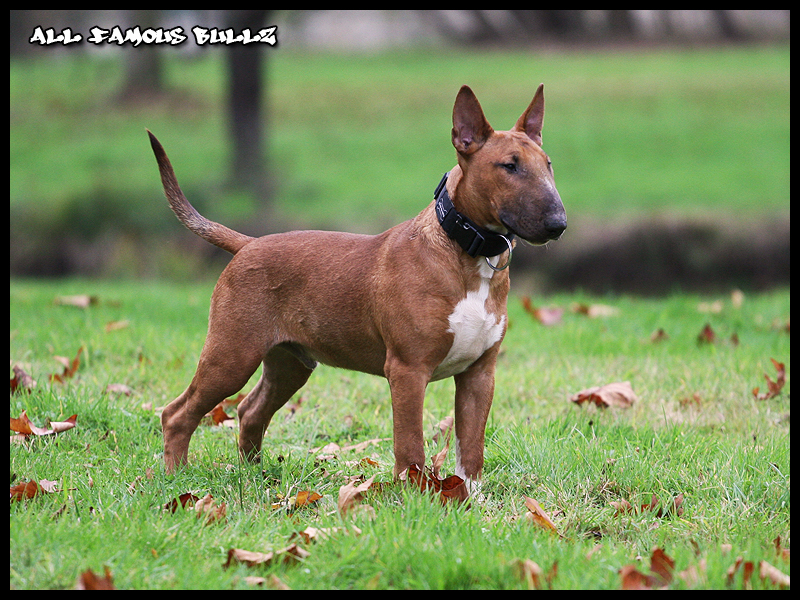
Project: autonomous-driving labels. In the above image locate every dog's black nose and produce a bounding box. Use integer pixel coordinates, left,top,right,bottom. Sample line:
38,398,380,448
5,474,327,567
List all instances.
544,214,567,239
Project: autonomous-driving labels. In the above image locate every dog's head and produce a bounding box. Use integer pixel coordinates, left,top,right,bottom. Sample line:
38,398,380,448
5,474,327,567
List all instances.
451,85,566,246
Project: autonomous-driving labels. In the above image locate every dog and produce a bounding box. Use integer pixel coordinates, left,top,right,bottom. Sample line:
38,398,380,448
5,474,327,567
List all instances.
148,84,566,492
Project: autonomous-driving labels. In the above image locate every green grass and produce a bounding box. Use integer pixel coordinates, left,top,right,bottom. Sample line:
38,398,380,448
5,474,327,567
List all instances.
10,279,790,589
10,44,789,240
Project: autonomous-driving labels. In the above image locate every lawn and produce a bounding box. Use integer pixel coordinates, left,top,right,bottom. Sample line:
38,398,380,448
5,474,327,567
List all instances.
10,279,790,589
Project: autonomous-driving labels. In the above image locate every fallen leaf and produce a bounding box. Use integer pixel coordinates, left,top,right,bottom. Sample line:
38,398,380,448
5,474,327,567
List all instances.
223,544,310,569
105,383,133,396
193,493,227,525
432,416,454,445
697,300,723,314
611,494,684,518
338,474,377,517
523,496,559,535
752,358,786,400
244,574,291,589
513,558,544,589
570,381,636,408
430,421,453,479
405,463,468,504
105,319,130,332
619,547,675,589
75,566,115,590
163,492,201,513
521,296,563,326
48,347,83,383
289,525,361,544
731,289,745,308
10,365,36,393
10,410,77,438
293,490,323,508
729,556,756,589
697,323,716,344
773,535,790,561
54,294,98,308
572,302,619,318
10,479,58,501
49,415,78,434
205,403,236,426
650,328,669,343
758,560,790,588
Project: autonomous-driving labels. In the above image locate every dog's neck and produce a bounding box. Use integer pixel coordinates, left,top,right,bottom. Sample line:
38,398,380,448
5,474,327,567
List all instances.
434,170,514,259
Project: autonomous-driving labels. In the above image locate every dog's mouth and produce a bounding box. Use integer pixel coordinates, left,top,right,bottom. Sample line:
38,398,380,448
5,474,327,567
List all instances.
500,215,566,246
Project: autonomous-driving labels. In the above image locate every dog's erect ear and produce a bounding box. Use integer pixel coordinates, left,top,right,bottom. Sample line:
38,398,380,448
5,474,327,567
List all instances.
513,83,545,146
452,85,494,156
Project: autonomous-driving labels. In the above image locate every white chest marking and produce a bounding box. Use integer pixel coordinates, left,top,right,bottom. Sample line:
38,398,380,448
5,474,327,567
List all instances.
432,265,505,381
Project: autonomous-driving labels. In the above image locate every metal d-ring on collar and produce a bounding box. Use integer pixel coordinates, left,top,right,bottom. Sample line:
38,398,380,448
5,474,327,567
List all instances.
433,173,514,271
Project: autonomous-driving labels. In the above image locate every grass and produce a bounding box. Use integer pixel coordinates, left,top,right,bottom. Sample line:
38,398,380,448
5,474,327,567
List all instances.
10,278,790,589
10,44,790,242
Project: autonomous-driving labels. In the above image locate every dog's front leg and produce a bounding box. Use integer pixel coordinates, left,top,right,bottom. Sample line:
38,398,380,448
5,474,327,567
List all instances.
385,359,429,477
452,349,498,488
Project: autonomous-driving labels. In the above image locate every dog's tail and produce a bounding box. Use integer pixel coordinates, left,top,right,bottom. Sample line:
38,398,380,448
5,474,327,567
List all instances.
147,130,254,255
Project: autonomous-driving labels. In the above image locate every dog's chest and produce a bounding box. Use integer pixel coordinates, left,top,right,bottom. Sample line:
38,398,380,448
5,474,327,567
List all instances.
431,272,505,381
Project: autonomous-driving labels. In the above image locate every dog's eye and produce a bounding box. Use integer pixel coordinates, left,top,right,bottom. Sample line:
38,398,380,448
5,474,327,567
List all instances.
501,163,517,173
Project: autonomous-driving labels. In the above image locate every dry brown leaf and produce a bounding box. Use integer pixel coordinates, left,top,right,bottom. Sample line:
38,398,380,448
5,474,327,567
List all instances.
163,492,201,513
650,328,669,343
523,496,559,534
758,560,790,588
10,410,77,438
430,422,453,479
570,381,636,409
193,493,227,525
619,547,674,589
105,383,133,396
75,566,115,590
312,437,390,457
224,544,310,569
513,558,544,589
105,319,130,332
48,347,83,383
513,558,558,590
50,415,79,434
10,364,37,393
244,574,291,589
773,535,790,561
54,294,98,309
697,300,724,314
432,415,454,445
405,463,468,504
572,302,619,318
521,296,563,326
611,494,684,518
338,474,377,517
203,403,232,426
697,323,716,344
294,490,323,508
289,525,361,544
753,358,786,400
10,479,58,502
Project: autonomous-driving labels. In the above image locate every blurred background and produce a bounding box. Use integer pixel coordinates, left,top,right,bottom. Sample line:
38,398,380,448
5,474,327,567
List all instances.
9,10,789,294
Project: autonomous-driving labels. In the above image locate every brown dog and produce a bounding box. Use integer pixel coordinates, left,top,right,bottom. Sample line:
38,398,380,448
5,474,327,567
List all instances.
149,84,565,489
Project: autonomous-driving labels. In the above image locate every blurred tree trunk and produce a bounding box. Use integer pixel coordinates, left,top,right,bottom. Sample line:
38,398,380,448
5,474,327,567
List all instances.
225,9,270,196
118,10,164,100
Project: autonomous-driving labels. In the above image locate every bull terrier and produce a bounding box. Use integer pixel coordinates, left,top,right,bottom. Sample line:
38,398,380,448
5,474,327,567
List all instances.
148,83,566,492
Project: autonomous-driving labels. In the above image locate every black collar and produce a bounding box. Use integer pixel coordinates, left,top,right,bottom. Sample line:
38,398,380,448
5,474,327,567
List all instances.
433,173,514,258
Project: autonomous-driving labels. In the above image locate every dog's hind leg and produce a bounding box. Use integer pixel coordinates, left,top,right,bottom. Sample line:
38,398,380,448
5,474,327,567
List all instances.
161,344,263,473
237,344,315,462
